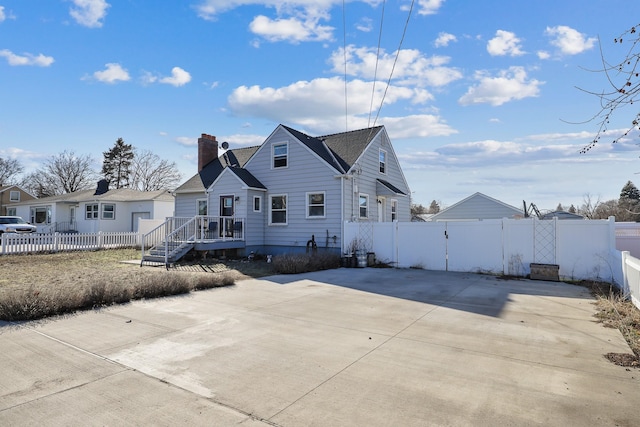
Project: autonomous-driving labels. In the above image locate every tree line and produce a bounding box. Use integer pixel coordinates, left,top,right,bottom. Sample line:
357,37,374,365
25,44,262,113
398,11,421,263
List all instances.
0,138,182,197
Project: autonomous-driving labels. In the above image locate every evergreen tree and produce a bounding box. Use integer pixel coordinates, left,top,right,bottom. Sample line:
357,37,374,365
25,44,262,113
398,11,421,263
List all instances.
618,181,640,221
102,138,134,189
568,204,577,214
428,200,441,214
556,203,564,211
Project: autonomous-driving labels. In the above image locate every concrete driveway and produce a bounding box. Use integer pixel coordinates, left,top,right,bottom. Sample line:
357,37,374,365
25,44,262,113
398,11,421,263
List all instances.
0,268,638,426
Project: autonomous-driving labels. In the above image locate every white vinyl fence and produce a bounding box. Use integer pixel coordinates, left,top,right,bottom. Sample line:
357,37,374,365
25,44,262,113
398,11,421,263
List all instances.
0,231,140,255
620,252,640,310
345,217,622,284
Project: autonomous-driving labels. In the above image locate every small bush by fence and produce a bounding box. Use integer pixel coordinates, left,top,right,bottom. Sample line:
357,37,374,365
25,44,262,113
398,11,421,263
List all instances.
0,231,140,255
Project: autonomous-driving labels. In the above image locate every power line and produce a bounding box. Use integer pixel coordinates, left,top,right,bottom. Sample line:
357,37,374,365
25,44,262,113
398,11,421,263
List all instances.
368,0,387,129
371,0,415,128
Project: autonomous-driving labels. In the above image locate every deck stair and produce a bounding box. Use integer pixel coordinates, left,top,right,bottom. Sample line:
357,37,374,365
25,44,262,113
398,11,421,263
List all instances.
140,216,199,268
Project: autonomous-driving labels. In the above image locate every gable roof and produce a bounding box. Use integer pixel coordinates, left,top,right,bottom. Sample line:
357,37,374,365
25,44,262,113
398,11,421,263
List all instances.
430,192,523,221
208,167,266,192
175,146,260,193
11,188,174,205
320,126,384,172
376,179,407,196
178,125,387,194
0,185,37,198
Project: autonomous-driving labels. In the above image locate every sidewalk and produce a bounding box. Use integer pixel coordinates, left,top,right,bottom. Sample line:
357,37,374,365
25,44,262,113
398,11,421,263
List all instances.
1,268,638,426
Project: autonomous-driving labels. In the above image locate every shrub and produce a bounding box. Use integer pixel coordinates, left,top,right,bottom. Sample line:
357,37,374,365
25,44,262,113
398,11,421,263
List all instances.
272,252,340,274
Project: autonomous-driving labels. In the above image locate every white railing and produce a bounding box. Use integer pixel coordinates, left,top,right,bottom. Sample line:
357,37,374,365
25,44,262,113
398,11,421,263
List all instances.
620,251,640,310
0,231,140,255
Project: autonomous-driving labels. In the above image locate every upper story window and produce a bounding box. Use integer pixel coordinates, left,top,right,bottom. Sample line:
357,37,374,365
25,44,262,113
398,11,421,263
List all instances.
102,204,115,220
273,142,288,168
270,194,287,225
306,192,325,218
379,149,387,174
86,203,99,220
9,191,20,202
359,194,369,219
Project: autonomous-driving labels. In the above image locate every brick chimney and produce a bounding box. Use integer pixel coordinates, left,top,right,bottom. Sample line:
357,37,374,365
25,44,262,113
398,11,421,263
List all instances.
198,133,218,172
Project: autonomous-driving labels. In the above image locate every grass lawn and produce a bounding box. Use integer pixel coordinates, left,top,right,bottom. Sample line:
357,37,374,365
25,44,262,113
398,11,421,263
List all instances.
0,249,275,321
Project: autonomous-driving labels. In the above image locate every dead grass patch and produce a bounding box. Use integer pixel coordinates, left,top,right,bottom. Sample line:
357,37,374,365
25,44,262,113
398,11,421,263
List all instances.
586,280,640,368
0,249,239,321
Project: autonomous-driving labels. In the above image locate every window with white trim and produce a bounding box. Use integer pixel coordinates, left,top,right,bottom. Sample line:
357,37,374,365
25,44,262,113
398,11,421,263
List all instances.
9,191,20,202
253,196,261,213
273,142,288,168
391,199,398,221
7,207,16,216
306,192,325,218
31,206,51,224
379,149,387,174
359,194,369,219
86,203,99,220
196,199,208,216
270,194,287,225
102,203,115,220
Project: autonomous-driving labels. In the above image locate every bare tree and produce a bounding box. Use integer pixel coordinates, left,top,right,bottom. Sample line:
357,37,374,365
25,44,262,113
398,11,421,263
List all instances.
577,193,603,219
130,149,182,191
0,157,24,186
22,151,97,196
579,24,640,152
594,199,619,219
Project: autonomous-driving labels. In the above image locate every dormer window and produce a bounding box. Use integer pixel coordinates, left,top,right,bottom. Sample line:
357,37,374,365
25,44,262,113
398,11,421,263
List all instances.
379,149,387,174
273,142,288,168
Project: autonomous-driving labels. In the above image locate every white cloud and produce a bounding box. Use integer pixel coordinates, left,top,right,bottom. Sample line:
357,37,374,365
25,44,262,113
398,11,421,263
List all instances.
90,63,130,83
487,30,525,56
458,66,543,106
160,67,192,86
402,0,445,16
194,1,382,21
228,77,456,136
142,67,191,86
537,50,550,60
434,32,456,48
545,25,596,55
356,17,373,33
0,49,54,66
329,45,462,87
0,6,5,22
249,13,333,43
69,0,110,28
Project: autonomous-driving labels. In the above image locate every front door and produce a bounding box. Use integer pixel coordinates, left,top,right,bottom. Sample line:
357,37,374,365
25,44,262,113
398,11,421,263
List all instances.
220,195,234,237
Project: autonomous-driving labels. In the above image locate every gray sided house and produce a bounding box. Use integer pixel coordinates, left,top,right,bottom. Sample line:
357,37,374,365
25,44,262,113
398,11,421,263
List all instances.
428,192,523,221
12,182,174,233
173,124,411,256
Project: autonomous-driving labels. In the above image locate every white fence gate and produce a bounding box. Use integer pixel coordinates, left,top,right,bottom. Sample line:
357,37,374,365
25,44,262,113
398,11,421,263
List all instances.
345,217,621,284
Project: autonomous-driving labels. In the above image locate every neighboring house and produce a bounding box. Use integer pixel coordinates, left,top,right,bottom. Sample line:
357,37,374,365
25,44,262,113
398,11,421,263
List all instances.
428,192,523,221
173,124,411,256
12,181,174,233
540,210,584,220
0,185,36,216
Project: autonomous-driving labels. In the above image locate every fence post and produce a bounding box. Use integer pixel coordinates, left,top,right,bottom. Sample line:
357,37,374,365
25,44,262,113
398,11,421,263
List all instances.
54,232,59,252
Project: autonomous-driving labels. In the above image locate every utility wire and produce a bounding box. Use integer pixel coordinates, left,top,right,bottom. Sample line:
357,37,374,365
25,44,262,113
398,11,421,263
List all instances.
368,0,387,129
342,0,348,133
371,0,415,129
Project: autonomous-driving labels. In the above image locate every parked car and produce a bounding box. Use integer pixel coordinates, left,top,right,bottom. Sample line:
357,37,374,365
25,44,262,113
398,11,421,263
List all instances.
0,216,37,234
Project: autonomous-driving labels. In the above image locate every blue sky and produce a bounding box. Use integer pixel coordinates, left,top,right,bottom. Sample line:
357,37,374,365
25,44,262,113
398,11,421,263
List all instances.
1,0,640,211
